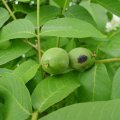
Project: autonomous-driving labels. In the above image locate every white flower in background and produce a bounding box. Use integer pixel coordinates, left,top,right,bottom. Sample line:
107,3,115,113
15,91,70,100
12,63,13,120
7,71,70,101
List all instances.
69,0,80,6
30,1,34,6
22,54,26,58
16,64,20,67
69,2,76,6
106,14,120,32
35,43,38,48
15,0,19,4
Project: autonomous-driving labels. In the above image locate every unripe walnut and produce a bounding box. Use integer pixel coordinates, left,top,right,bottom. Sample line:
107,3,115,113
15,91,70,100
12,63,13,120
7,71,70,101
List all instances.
41,48,69,74
69,48,95,71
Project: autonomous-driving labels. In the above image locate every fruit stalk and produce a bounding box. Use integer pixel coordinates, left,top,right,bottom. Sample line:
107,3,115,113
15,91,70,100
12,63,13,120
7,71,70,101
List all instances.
96,58,120,63
57,37,60,47
31,111,39,120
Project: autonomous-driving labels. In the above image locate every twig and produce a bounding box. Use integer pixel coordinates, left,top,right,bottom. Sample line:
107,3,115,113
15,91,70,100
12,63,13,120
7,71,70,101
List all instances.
37,0,41,64
23,40,38,50
62,0,68,14
2,0,16,20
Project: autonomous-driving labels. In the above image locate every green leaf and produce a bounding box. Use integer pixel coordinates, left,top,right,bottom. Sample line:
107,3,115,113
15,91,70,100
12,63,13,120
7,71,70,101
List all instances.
78,64,111,102
0,40,31,65
92,0,120,16
100,31,120,57
105,62,120,80
40,99,120,120
65,5,96,26
53,0,71,8
17,0,30,2
25,5,60,26
80,1,108,31
41,36,69,51
111,67,120,99
31,71,80,113
65,39,76,52
13,4,34,14
0,7,10,28
0,19,36,43
0,68,12,74
49,0,60,7
41,18,106,38
13,60,39,84
0,103,3,120
0,72,32,120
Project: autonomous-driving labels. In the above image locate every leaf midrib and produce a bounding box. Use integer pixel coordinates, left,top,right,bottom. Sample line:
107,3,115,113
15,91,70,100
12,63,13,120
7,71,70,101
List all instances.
92,65,97,101
38,84,79,112
0,84,31,115
38,85,67,111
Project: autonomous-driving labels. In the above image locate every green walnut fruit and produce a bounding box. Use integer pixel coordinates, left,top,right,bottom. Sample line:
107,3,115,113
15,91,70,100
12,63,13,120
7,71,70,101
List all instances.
69,47,95,71
0,41,11,50
41,48,69,74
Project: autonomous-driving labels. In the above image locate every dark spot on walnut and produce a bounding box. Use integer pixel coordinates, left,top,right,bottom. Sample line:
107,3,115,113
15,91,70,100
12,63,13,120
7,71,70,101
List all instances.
78,55,88,63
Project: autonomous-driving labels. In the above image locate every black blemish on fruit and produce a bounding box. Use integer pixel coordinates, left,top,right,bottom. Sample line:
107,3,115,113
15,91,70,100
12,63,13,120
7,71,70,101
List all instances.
78,55,88,63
